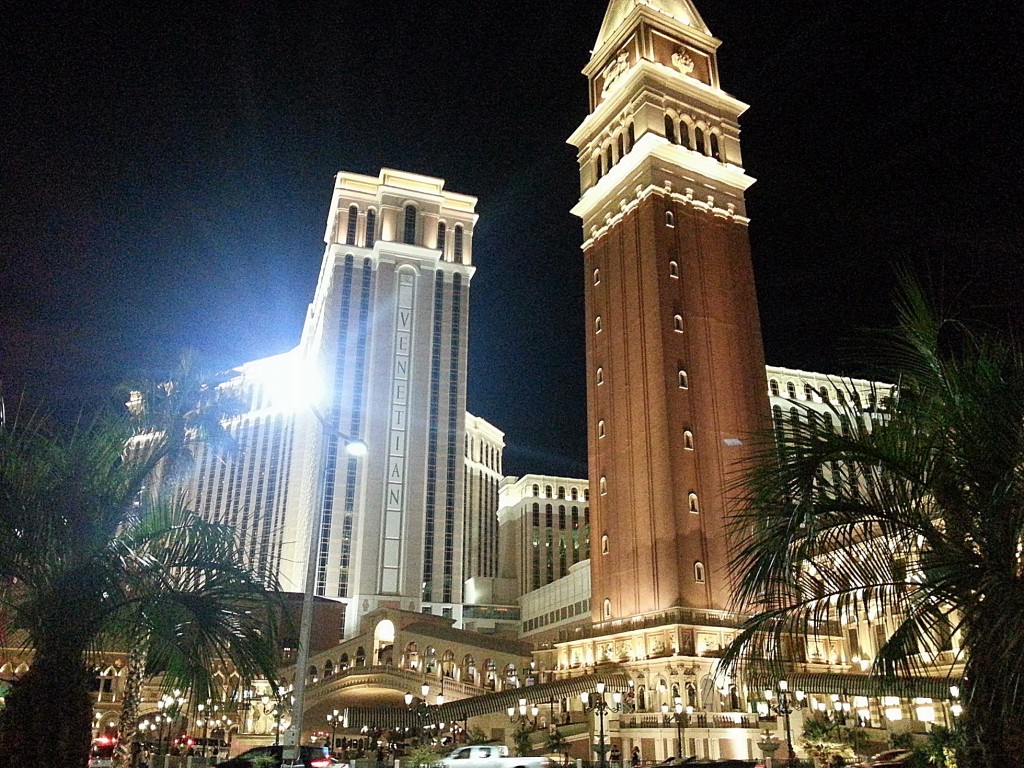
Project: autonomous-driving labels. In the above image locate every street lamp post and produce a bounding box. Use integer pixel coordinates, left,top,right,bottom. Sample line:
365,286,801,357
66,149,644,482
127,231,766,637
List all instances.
326,710,340,755
406,683,432,745
661,701,692,759
581,682,621,768
760,680,806,768
507,698,540,731
283,401,367,767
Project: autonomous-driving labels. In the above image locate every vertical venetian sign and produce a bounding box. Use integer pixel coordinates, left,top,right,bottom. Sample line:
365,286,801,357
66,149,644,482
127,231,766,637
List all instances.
381,271,415,593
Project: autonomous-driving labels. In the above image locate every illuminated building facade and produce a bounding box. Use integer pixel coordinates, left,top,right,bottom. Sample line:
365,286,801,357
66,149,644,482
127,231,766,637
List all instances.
183,169,481,637
569,0,769,623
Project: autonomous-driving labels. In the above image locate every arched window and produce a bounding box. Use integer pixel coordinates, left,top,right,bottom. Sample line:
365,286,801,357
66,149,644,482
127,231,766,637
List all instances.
605,144,613,172
454,224,465,263
598,420,606,438
595,153,604,182
403,204,417,245
558,486,566,499
709,132,722,161
694,562,706,583
673,314,684,332
769,379,780,397
694,125,706,155
365,208,377,248
669,260,679,278
688,493,699,514
597,367,605,385
346,205,359,245
593,268,601,285
601,535,609,555
532,484,540,497
627,123,636,150
600,476,608,496
786,381,797,399
665,210,675,227
603,599,612,620
772,405,784,434
820,386,830,402
683,430,694,450
545,485,553,498
437,222,447,255
678,370,689,389
571,487,579,500
595,316,603,334
617,133,625,161
804,383,815,401
664,114,677,144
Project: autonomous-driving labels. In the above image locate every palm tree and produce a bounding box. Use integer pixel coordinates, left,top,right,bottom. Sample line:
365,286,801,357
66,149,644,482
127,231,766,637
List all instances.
0,410,280,768
723,282,1024,768
115,351,245,762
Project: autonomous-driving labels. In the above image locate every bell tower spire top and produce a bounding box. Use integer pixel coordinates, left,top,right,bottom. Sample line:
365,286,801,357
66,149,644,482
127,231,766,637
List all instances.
594,0,712,54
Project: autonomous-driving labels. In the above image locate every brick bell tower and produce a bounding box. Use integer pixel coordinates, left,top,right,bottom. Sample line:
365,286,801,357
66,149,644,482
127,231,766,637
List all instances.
569,0,770,623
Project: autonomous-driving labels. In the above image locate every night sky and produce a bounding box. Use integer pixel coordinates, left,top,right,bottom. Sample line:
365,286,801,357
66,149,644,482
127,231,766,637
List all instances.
2,1,1021,476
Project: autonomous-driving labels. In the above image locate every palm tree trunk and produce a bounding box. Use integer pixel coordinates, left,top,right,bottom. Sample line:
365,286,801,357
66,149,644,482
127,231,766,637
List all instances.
0,651,94,768
961,612,1024,768
114,643,149,768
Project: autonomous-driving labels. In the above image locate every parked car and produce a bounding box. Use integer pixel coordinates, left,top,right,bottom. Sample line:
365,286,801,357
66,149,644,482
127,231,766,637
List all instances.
853,749,914,768
216,745,343,768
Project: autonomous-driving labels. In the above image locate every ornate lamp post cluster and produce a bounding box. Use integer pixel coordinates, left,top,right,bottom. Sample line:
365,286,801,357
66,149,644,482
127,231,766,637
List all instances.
758,680,806,768
581,682,621,768
405,682,435,745
507,698,540,730
660,701,692,759
325,709,340,755
154,691,187,754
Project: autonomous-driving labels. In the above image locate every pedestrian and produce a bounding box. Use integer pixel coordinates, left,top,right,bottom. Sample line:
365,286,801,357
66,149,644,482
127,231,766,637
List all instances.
631,747,640,767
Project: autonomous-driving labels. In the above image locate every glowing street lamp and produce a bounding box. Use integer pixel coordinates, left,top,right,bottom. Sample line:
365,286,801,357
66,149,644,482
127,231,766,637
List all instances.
283,383,367,766
581,682,621,768
760,681,805,768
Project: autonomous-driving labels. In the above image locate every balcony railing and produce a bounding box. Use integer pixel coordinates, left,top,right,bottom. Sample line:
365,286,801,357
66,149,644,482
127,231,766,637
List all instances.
618,712,762,730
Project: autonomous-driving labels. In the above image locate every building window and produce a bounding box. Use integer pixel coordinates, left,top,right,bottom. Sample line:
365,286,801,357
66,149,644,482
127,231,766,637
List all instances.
665,210,675,227
695,125,707,155
558,486,566,499
403,204,417,245
678,370,689,389
545,485,553,498
820,386,830,402
595,316,603,334
670,261,679,278
683,430,694,450
601,535,609,555
532,484,540,497
769,379,780,397
673,315,684,332
598,419,606,439
365,209,377,248
688,493,699,514
597,367,605,385
600,477,607,496
593,268,601,285
345,205,359,245
710,132,722,161
454,224,465,263
571,487,579,500
437,222,447,255
694,562,706,583
603,599,612,620
786,381,797,399
664,114,677,144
